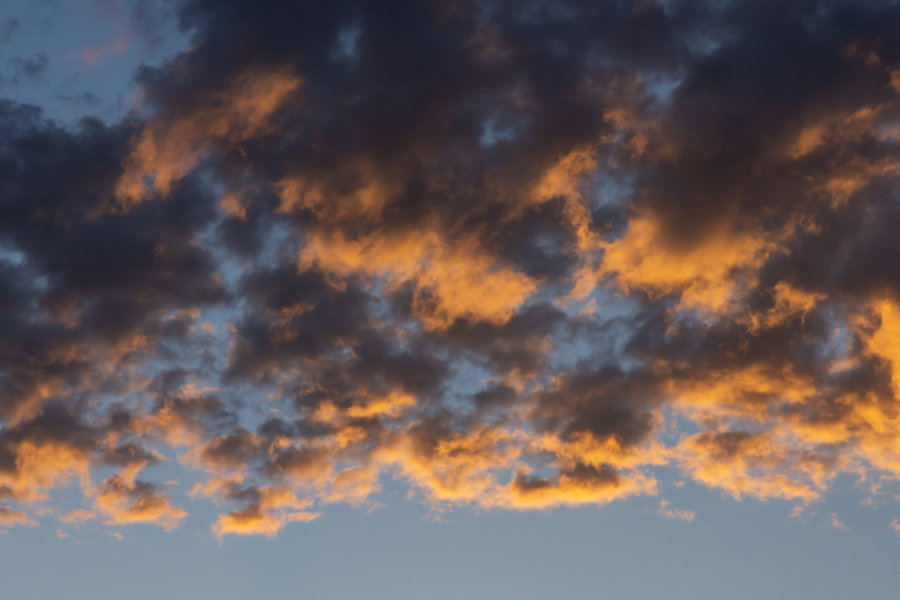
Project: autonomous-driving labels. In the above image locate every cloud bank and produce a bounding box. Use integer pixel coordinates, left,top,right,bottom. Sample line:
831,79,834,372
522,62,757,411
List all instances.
3,0,900,537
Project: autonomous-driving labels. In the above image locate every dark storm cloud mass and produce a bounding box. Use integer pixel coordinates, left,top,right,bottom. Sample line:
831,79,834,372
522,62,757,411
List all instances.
3,0,900,537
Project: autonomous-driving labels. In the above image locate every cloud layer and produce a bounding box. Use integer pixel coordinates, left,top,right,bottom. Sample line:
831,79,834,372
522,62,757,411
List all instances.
4,0,900,538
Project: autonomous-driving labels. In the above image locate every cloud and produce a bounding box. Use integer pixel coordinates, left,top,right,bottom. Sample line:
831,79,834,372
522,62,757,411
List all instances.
298,228,537,329
658,499,695,522
5,0,900,538
502,464,656,510
0,506,38,529
193,483,319,540
95,476,186,531
113,68,302,210
830,513,851,532
76,32,131,66
7,54,49,81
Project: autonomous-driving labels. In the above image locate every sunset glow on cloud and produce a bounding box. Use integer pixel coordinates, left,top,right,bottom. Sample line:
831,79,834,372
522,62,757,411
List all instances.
3,0,900,598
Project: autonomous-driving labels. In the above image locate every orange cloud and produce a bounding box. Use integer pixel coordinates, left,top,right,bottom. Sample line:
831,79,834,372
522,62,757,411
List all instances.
834,393,900,475
299,229,537,329
0,439,92,503
94,463,187,532
830,512,850,532
500,464,656,510
675,431,823,503
131,384,224,447
667,364,816,423
114,69,302,210
344,392,418,420
657,499,695,522
324,466,381,506
859,299,900,397
211,487,319,540
219,191,250,221
60,509,96,524
0,506,38,529
744,282,824,332
274,162,394,220
264,446,332,486
600,212,777,314
528,146,605,300
377,424,522,504
533,430,669,472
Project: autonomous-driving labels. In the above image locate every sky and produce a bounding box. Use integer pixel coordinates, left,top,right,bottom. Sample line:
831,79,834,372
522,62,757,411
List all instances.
2,0,900,597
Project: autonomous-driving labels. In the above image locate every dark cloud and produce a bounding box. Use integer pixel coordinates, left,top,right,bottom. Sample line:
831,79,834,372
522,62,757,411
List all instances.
6,53,48,81
0,18,19,44
3,0,900,536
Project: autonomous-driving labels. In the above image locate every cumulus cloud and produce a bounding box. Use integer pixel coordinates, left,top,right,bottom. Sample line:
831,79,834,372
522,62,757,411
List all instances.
3,0,900,538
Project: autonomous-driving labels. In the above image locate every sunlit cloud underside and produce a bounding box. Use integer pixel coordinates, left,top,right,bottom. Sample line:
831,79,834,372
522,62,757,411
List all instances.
3,0,900,540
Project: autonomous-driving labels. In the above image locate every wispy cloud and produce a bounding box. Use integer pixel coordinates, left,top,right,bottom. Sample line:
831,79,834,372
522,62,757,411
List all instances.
658,500,695,522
